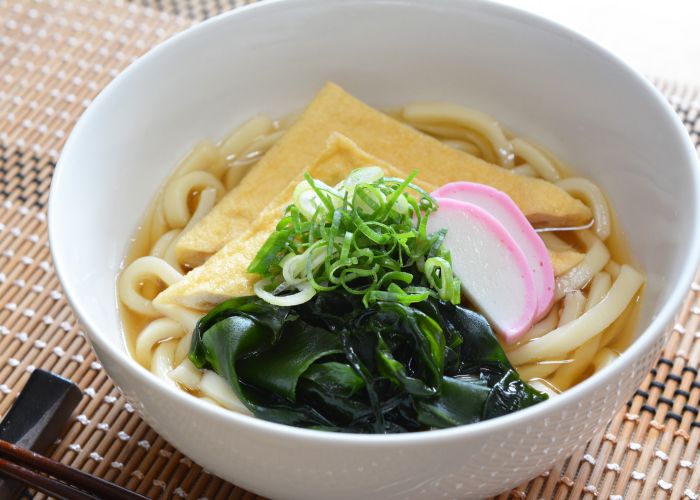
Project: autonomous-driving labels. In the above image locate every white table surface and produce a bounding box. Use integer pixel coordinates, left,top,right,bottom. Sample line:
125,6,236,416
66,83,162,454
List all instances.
495,0,700,85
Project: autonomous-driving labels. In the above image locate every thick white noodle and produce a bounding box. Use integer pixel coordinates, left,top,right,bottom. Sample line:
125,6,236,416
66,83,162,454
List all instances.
225,129,286,189
198,371,252,414
169,358,203,389
558,290,586,326
168,357,252,416
151,340,178,386
226,164,255,191
517,361,569,381
162,171,224,228
402,102,514,167
173,140,223,178
219,115,275,188
173,329,194,365
150,229,180,259
183,187,218,232
277,112,300,130
557,178,611,241
162,237,183,271
227,130,287,182
508,307,559,350
528,379,560,398
118,256,183,317
134,317,184,366
585,272,613,310
592,348,619,373
198,397,221,406
540,232,573,252
599,296,637,349
605,260,621,280
153,301,203,333
141,230,181,299
513,292,582,383
243,129,286,156
509,265,644,365
549,273,612,388
218,115,274,162
511,164,537,177
511,138,560,181
555,232,610,300
165,187,218,270
148,196,169,246
408,122,497,163
440,139,481,157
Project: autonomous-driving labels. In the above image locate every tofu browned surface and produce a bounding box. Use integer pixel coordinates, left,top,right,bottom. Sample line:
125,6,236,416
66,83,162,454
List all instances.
155,134,427,310
175,82,592,266
549,249,586,277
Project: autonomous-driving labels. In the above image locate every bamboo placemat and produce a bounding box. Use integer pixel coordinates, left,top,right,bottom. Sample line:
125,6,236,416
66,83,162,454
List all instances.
0,1,699,498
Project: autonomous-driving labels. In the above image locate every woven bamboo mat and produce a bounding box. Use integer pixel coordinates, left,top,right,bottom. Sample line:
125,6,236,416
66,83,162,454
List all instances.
0,1,699,498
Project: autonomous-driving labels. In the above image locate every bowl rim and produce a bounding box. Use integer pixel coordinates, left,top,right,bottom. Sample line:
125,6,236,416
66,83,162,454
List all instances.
49,0,700,445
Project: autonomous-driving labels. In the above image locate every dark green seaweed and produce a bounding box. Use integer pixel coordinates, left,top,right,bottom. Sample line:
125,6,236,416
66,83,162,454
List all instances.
189,291,547,433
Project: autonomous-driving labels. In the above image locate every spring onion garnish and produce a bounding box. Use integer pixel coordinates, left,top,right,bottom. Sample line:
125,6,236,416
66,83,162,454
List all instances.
247,166,461,306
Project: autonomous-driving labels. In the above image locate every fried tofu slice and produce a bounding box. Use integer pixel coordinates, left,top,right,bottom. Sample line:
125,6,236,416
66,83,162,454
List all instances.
549,249,586,277
155,134,431,310
175,82,592,266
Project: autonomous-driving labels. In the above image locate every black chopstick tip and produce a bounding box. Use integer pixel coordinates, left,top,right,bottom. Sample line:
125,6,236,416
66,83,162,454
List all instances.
0,369,82,499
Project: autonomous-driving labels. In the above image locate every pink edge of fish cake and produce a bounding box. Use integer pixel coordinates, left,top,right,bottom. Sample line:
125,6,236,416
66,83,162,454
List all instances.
429,197,537,343
433,181,555,320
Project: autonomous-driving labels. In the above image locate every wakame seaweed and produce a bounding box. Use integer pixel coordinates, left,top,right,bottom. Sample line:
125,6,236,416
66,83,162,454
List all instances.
188,291,547,433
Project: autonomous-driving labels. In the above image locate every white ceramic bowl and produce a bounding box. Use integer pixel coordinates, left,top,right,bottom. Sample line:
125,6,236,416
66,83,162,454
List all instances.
49,0,700,498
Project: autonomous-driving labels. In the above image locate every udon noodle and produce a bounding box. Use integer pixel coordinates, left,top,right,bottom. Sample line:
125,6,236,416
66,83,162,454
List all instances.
118,102,642,411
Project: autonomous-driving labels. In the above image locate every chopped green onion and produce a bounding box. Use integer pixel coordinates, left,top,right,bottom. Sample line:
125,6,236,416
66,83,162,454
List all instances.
248,166,460,307
253,279,316,306
341,165,384,191
425,257,456,301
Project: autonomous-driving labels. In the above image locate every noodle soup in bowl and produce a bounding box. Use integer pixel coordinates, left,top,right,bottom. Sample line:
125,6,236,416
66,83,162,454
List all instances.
49,0,700,498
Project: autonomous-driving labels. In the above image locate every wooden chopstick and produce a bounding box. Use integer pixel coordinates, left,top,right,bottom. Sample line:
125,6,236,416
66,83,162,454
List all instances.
0,439,148,500
0,457,98,500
